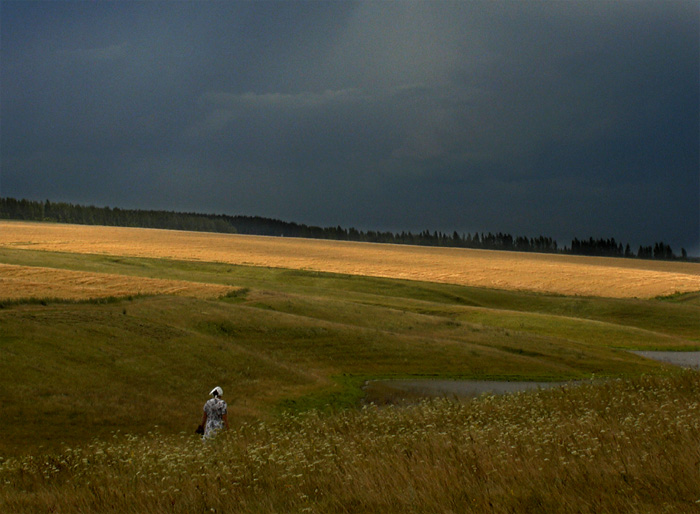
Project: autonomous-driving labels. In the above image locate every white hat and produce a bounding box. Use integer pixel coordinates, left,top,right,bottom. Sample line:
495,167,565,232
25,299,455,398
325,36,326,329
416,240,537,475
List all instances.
210,386,223,397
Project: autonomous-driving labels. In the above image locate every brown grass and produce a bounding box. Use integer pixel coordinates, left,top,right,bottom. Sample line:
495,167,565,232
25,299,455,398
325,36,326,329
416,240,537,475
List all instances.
2,372,699,513
0,263,235,301
1,220,699,298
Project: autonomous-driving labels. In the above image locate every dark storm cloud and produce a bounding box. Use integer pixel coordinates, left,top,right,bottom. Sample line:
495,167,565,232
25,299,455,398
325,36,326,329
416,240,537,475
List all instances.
1,1,698,253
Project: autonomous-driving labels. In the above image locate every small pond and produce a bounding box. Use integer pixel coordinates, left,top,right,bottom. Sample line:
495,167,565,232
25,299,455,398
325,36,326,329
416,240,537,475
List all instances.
364,351,700,405
363,379,573,405
630,351,700,369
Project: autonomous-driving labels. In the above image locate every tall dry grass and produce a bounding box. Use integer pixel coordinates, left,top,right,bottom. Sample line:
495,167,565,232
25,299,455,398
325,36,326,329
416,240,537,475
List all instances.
2,372,698,513
2,221,699,298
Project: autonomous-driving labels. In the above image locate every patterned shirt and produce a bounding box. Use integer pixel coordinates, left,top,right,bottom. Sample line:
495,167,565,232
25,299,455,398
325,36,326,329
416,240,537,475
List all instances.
203,397,227,439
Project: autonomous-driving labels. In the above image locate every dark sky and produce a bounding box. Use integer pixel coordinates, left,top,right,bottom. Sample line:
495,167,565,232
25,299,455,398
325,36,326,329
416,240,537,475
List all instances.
2,1,698,254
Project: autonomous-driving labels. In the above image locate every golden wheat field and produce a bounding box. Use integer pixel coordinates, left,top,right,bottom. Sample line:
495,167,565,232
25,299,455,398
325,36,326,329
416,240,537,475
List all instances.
0,263,235,301
1,220,699,299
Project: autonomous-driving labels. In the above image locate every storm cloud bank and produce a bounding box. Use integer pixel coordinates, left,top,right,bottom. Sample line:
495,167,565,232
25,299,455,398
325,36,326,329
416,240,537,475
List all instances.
2,1,698,253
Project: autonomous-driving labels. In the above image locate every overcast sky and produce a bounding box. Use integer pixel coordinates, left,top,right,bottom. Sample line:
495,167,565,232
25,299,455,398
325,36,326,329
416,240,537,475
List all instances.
2,1,698,253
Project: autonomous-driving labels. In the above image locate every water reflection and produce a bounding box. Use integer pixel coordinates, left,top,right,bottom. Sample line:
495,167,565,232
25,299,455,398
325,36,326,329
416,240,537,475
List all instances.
364,351,700,405
363,379,573,405
630,351,700,369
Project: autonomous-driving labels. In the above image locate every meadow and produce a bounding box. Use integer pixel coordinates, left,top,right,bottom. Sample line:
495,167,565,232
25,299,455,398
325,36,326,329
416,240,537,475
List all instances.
3,220,700,298
3,372,699,513
1,221,699,512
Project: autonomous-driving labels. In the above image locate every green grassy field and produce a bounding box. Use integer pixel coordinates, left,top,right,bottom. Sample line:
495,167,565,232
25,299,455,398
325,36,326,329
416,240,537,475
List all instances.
1,246,699,512
1,247,698,455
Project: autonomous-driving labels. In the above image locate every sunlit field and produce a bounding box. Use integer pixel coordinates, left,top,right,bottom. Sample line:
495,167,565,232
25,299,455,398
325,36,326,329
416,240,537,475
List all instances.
2,220,699,298
0,263,235,301
1,221,699,512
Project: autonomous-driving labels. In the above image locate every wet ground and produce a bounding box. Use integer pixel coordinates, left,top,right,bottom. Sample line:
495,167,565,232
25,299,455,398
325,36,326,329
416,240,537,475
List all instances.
362,378,577,405
630,351,700,369
363,351,700,405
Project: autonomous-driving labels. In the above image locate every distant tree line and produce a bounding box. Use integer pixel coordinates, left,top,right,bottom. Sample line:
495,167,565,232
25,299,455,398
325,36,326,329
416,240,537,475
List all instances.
0,197,691,261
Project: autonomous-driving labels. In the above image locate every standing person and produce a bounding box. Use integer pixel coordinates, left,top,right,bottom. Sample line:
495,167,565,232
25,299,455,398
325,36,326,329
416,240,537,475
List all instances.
201,386,229,440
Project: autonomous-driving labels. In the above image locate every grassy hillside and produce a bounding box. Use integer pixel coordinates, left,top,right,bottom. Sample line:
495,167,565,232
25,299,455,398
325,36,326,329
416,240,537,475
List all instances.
1,247,698,459
2,372,699,513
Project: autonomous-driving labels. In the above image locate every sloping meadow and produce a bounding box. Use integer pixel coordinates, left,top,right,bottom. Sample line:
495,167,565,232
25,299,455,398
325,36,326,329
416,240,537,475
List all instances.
0,231,699,512
2,372,699,513
1,248,697,458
